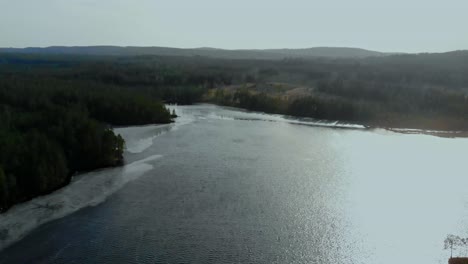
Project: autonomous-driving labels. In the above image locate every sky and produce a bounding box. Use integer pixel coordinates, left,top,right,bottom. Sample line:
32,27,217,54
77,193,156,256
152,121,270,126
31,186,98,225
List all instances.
0,0,467,53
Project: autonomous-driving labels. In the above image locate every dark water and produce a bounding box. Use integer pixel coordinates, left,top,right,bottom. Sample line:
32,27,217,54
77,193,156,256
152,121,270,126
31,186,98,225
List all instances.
1,104,468,264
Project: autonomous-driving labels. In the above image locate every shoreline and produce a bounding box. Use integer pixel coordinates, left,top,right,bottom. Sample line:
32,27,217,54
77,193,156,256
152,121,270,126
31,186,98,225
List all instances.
0,154,162,251
0,123,169,252
1,104,465,253
205,103,468,138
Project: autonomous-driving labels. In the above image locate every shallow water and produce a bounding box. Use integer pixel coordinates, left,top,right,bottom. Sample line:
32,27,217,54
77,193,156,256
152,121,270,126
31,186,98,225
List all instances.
1,104,468,264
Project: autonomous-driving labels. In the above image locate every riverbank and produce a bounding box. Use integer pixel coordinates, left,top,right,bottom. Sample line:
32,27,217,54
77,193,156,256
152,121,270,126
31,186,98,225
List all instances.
207,102,468,138
0,123,172,251
204,86,468,134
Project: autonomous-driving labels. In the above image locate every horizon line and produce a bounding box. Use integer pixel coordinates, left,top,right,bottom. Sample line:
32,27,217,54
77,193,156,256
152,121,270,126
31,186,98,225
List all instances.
1,45,467,54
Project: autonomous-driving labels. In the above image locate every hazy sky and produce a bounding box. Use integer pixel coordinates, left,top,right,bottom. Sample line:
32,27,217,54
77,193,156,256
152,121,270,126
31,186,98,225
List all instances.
1,0,466,52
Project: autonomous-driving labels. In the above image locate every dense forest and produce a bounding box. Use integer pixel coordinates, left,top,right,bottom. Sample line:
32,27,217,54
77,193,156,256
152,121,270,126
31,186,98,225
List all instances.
0,64,173,212
1,51,468,211
4,51,463,130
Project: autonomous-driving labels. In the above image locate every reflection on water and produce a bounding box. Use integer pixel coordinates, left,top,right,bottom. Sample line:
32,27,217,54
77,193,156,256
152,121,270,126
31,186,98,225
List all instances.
1,104,468,264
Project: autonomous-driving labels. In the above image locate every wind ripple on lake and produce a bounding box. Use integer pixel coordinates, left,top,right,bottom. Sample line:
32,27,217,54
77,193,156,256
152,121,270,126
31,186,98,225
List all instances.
2,104,468,264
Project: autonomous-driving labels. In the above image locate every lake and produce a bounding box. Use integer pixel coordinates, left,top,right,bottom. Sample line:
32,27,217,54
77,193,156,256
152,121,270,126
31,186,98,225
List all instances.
1,104,468,264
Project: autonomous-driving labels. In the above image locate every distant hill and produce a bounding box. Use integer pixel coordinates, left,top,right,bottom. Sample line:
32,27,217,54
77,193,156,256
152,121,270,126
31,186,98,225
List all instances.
0,46,389,59
253,47,388,58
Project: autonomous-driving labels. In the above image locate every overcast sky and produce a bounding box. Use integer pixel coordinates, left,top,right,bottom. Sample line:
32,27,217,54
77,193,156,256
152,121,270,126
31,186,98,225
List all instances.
0,0,466,52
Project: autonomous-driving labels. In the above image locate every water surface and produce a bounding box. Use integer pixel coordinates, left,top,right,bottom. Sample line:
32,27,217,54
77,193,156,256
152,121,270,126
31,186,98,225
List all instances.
1,104,467,264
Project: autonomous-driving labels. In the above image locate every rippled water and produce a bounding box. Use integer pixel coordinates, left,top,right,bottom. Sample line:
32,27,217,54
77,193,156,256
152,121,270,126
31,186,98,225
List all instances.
1,104,468,264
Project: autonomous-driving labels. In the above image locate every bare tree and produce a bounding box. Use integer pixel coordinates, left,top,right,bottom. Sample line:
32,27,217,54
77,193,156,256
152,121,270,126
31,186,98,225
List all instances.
445,235,467,258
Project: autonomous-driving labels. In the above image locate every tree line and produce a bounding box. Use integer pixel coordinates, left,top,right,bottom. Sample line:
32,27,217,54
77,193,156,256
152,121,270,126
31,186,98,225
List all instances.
0,75,171,212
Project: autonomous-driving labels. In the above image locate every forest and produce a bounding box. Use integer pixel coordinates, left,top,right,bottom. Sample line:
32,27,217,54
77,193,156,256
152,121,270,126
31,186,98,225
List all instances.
203,52,468,130
0,63,173,212
1,51,468,211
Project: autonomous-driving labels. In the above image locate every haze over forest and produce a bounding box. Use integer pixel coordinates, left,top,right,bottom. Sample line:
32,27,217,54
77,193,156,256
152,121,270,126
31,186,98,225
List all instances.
0,46,389,59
